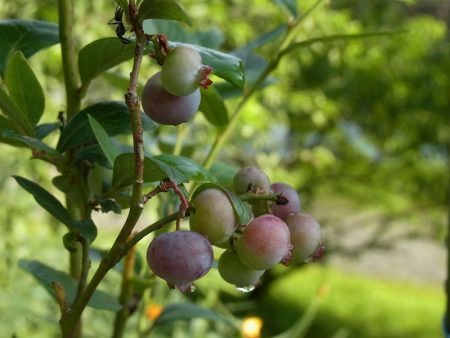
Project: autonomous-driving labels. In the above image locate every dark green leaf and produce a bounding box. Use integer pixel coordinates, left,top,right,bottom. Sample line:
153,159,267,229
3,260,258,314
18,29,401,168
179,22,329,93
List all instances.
199,87,228,127
154,154,217,183
138,0,192,25
191,183,252,226
0,115,23,147
57,101,132,152
153,303,233,328
171,42,245,88
0,85,33,135
0,19,59,76
73,144,110,167
97,198,122,214
274,0,298,18
13,176,97,242
52,175,71,193
19,259,121,311
5,51,45,126
78,38,135,86
143,20,224,49
35,122,60,140
209,162,240,189
112,154,214,192
1,130,60,155
87,114,120,166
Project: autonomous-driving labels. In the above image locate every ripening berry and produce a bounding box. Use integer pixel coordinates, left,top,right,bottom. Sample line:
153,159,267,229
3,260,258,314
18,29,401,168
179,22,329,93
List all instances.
233,166,271,195
270,183,301,220
189,188,238,245
235,214,292,270
146,231,213,292
161,45,212,96
141,72,200,125
218,250,265,287
285,213,322,264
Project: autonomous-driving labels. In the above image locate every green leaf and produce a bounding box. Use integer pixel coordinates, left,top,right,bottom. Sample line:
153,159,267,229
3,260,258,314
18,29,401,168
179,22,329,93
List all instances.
13,176,97,243
35,122,60,140
171,42,245,88
154,154,217,183
0,85,33,135
192,183,252,226
19,259,121,311
0,19,59,76
138,0,192,25
209,162,240,189
5,51,45,126
199,87,229,127
274,0,298,18
87,114,120,167
143,19,224,49
1,130,60,155
78,38,135,86
153,303,233,328
112,154,215,192
0,115,23,147
73,144,110,167
57,101,133,152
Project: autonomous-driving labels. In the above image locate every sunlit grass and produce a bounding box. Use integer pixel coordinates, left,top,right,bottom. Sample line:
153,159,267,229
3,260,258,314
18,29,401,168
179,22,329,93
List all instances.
258,265,443,338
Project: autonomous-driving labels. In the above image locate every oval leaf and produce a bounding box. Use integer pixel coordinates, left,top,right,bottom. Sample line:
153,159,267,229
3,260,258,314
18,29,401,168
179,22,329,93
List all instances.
138,0,192,25
13,175,97,243
153,303,233,328
0,85,33,135
112,154,215,192
57,101,131,152
19,259,121,312
274,0,298,18
191,183,252,226
87,114,120,166
1,130,60,155
154,154,217,183
199,87,229,127
5,51,45,126
0,19,59,76
78,38,135,86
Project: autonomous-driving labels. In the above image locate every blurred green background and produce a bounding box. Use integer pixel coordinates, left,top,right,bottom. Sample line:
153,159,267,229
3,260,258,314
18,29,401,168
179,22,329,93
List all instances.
0,0,448,337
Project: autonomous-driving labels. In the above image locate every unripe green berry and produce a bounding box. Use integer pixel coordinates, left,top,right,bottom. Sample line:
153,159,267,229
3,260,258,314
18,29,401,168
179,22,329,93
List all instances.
233,166,270,195
189,188,238,245
218,250,264,287
161,45,212,96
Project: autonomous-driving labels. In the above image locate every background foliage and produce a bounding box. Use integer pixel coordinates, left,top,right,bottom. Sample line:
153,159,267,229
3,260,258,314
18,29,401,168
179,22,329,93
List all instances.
0,0,448,337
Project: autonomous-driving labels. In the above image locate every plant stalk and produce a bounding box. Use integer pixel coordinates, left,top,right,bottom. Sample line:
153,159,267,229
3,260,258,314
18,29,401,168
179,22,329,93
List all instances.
112,244,137,338
58,0,81,118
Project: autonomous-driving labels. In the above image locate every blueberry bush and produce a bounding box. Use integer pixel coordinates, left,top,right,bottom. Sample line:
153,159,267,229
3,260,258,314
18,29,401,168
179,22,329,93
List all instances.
0,0,404,337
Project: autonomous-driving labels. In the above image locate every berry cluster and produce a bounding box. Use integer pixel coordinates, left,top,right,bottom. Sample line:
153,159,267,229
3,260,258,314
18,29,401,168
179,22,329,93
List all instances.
146,166,324,292
141,45,212,125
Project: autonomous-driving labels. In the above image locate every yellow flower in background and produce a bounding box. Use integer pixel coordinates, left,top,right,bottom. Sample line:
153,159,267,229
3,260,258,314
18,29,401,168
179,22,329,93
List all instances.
241,316,263,338
145,303,164,321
